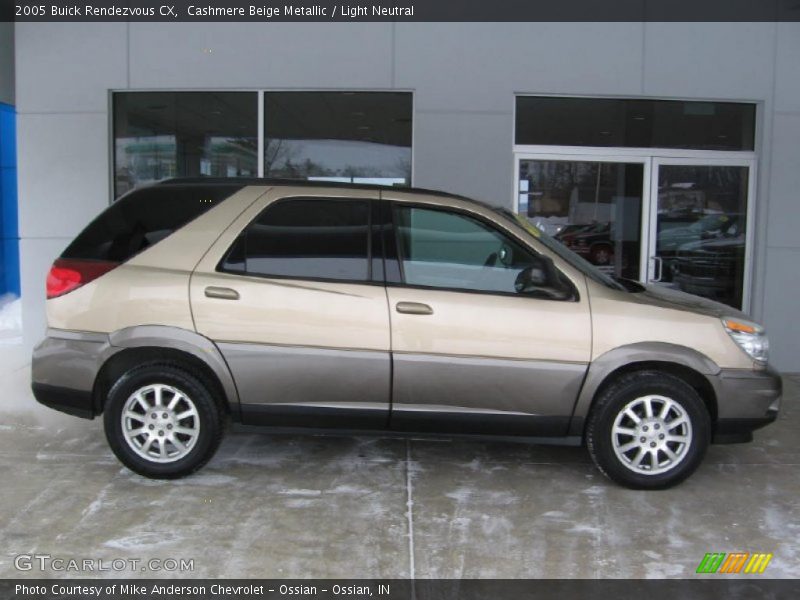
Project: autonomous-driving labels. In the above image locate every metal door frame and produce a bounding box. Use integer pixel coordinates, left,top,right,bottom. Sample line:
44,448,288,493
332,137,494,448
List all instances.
513,146,757,311
513,150,652,283
648,155,757,312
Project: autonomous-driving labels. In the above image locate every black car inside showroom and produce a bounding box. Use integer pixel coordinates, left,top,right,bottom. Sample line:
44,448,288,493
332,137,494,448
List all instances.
0,2,799,599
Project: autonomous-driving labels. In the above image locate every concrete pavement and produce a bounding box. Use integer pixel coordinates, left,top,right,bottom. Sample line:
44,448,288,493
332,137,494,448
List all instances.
1,375,797,579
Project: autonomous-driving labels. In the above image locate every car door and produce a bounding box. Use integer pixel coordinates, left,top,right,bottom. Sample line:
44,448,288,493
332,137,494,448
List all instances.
382,192,592,437
191,187,391,429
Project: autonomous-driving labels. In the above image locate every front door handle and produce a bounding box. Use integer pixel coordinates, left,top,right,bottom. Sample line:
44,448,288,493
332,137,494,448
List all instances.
396,301,433,315
205,286,240,300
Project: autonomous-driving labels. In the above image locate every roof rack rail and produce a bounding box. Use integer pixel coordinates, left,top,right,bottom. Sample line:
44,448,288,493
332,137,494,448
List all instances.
155,176,484,205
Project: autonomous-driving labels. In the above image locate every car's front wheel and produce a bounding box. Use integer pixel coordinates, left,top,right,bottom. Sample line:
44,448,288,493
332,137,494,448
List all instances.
586,370,710,489
103,364,225,478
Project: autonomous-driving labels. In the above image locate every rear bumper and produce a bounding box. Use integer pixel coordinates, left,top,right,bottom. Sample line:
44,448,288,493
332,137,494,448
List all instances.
31,330,111,420
31,383,94,419
711,366,782,443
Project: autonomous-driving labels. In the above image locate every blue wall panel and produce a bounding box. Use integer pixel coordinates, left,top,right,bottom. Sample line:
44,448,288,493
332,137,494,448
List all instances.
0,102,19,297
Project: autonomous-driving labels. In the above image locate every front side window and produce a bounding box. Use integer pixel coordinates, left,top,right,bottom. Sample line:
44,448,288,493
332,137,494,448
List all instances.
221,198,370,282
394,206,572,299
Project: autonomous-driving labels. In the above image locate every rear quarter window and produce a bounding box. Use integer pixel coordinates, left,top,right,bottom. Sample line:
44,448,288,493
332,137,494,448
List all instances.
61,184,243,262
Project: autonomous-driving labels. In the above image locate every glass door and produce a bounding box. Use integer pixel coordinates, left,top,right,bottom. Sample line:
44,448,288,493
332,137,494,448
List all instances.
647,158,755,310
516,155,650,282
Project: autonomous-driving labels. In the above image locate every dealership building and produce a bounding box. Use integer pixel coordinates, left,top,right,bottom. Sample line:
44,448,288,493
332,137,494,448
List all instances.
0,21,799,386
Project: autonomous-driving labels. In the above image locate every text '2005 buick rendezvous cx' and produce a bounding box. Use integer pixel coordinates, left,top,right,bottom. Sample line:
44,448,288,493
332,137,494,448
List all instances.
32,179,781,489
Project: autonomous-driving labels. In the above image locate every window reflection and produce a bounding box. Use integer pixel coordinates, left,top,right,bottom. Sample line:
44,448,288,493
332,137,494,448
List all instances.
656,165,749,309
264,92,412,186
518,160,644,281
113,92,258,198
516,97,756,151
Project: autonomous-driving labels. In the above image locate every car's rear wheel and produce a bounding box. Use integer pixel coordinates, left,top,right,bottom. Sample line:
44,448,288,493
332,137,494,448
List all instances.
586,370,710,489
104,364,224,478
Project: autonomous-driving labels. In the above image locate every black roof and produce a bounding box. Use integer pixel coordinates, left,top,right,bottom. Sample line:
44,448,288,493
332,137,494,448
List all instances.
156,177,483,206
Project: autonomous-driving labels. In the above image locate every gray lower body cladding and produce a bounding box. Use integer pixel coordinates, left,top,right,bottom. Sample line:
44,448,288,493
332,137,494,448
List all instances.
31,331,782,444
222,343,585,437
218,342,391,429
389,352,585,436
709,366,782,442
31,330,113,419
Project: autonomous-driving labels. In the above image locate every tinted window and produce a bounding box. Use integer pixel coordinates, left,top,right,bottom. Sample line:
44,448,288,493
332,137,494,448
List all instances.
113,92,258,198
62,184,242,262
264,92,412,186
223,198,370,281
394,206,552,295
515,97,756,151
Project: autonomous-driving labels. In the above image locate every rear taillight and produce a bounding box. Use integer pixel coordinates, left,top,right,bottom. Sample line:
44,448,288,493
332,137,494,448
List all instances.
46,258,119,299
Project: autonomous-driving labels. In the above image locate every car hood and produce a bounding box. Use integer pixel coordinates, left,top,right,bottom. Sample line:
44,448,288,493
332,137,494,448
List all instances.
677,236,745,257
629,283,749,320
658,227,697,247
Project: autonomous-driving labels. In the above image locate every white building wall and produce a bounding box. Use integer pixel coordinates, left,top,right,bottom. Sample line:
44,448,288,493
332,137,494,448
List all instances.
7,23,800,414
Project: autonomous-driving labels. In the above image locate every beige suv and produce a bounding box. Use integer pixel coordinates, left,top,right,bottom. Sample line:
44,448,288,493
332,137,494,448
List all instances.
32,180,781,489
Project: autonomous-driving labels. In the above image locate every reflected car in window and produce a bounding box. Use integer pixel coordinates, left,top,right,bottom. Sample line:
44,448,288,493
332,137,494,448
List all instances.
659,213,743,282
673,233,746,308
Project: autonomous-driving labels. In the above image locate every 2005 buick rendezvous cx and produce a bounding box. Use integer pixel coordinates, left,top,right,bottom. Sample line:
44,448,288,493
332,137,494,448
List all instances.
32,179,781,489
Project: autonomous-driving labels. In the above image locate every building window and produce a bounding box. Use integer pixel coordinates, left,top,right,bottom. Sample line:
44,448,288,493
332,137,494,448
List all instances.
264,92,412,186
113,92,258,198
112,90,413,199
514,95,757,311
515,96,755,151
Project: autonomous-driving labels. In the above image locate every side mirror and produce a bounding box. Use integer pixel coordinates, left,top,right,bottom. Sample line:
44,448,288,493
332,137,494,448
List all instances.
515,265,547,292
515,257,552,292
514,256,572,300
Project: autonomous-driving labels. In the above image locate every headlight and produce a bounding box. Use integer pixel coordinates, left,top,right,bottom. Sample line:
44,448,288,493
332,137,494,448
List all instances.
721,317,769,363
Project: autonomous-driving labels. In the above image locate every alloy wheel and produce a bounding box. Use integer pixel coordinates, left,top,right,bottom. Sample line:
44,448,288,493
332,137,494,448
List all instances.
120,384,200,463
611,395,693,475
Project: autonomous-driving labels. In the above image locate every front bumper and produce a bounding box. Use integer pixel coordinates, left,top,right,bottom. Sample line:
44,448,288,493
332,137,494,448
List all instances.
710,365,782,443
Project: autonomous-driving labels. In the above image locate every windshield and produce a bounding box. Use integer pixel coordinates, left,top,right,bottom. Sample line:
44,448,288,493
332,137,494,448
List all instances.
495,208,626,292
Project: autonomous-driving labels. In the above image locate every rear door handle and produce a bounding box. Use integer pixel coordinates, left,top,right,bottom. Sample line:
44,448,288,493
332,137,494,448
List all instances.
396,301,433,315
205,286,240,300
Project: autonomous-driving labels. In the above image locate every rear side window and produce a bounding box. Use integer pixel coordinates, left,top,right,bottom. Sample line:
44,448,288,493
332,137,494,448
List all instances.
62,184,242,262
220,198,370,282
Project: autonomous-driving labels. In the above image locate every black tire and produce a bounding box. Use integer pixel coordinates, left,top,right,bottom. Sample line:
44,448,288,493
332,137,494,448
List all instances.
586,370,710,490
103,363,225,479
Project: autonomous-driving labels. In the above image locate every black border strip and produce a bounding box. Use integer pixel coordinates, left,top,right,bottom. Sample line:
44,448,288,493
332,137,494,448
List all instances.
4,0,800,22
2,579,799,600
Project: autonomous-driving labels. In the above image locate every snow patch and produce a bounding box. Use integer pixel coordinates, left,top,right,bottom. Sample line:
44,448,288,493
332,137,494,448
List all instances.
172,473,237,487
445,487,474,502
278,488,322,497
104,531,180,550
566,524,602,535
541,510,567,519
0,294,21,344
